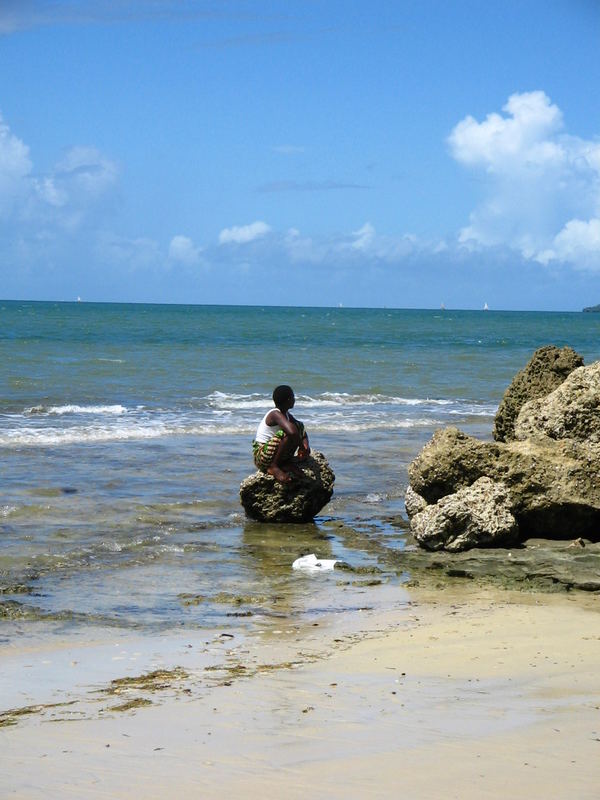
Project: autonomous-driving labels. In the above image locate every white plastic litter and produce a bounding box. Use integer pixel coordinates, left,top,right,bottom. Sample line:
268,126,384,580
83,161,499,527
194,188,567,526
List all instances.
292,553,337,573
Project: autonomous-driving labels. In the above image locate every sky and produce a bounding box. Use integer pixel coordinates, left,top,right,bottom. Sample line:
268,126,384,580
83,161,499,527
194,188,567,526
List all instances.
1,0,600,310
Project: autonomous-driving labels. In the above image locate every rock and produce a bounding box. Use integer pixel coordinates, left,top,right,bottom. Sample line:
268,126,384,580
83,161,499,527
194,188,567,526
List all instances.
394,537,600,593
239,451,334,522
407,358,600,550
408,426,600,541
407,427,501,504
410,477,519,552
404,485,427,519
514,361,600,444
493,345,583,442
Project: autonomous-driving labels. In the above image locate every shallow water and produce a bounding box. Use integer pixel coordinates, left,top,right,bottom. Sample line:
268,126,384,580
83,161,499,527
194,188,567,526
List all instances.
2,301,600,647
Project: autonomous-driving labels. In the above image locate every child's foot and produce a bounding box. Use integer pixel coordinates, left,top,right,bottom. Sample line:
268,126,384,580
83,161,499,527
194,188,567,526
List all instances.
267,465,293,483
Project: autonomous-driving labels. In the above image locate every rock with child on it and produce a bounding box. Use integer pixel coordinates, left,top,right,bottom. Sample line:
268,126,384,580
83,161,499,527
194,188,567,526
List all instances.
240,451,335,522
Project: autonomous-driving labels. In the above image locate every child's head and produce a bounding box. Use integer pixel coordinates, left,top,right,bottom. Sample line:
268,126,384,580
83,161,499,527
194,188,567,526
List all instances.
273,384,294,410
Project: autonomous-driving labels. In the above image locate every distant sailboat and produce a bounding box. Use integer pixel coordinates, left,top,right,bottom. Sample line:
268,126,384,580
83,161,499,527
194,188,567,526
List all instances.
483,302,489,311
77,296,82,302
440,302,445,310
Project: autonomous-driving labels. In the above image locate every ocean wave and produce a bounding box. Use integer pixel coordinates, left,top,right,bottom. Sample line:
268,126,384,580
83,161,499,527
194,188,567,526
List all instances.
314,418,442,433
24,404,128,416
0,424,169,446
447,406,497,417
0,415,445,446
206,390,459,410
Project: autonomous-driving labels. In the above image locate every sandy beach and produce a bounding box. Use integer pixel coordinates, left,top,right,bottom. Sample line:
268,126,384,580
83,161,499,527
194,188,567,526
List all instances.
3,584,599,799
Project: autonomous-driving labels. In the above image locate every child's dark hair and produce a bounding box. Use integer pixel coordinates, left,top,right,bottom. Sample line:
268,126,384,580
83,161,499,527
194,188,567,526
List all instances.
273,385,294,408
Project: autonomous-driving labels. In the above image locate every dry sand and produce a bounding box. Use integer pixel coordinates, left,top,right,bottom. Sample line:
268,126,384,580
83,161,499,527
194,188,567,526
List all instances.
2,585,599,799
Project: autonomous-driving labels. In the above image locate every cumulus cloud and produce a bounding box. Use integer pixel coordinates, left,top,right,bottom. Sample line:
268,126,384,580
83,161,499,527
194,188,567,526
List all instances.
168,235,202,265
53,146,118,196
0,111,118,230
218,220,271,245
0,113,33,215
276,222,426,266
449,91,600,269
349,222,376,251
96,233,161,269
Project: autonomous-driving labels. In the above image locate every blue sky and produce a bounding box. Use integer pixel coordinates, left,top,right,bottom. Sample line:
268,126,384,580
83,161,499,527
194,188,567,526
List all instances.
1,0,600,309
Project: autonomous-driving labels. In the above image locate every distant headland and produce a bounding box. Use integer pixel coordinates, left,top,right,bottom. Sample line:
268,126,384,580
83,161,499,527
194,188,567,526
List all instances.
583,304,600,312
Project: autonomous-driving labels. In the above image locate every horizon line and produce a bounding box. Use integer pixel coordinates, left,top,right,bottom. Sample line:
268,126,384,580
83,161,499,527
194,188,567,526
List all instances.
0,298,590,314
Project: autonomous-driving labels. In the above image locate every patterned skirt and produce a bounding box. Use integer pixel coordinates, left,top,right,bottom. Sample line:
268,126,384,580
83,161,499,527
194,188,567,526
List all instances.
252,430,285,471
252,422,305,471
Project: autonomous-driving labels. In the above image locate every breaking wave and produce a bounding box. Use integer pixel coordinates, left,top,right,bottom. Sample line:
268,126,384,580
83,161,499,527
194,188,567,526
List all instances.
1,391,495,447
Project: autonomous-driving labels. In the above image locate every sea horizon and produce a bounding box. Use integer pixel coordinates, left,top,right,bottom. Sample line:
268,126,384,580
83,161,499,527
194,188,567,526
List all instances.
1,297,593,313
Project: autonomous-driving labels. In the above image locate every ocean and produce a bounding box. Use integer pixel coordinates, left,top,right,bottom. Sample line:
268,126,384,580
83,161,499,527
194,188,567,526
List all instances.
2,301,600,706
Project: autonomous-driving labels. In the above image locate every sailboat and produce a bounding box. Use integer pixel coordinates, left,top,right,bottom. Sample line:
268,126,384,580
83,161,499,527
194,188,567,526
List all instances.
483,302,489,311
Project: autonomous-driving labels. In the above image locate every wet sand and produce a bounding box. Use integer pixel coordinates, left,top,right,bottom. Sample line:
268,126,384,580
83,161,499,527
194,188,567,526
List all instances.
3,585,600,799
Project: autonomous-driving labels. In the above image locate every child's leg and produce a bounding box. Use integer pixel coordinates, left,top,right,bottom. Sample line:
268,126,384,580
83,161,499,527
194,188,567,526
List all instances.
254,430,299,482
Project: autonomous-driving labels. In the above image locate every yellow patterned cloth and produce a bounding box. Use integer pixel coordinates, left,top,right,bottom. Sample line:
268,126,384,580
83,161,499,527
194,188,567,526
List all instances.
252,421,305,471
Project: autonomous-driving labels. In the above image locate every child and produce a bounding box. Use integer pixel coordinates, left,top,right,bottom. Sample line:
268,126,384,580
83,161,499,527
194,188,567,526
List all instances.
252,385,310,483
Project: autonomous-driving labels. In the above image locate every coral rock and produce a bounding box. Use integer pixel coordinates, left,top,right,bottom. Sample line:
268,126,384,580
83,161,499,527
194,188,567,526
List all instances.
240,451,334,522
493,345,583,442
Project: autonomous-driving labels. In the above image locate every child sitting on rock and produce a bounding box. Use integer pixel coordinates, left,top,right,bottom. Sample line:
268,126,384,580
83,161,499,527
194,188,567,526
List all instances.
252,385,310,483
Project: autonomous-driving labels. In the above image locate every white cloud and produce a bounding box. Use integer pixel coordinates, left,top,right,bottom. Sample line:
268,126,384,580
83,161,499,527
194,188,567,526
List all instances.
350,222,375,251
538,218,600,268
52,146,118,197
0,113,32,215
168,235,202,265
449,91,600,269
218,220,271,245
279,222,424,265
97,233,161,268
449,91,563,170
0,111,118,230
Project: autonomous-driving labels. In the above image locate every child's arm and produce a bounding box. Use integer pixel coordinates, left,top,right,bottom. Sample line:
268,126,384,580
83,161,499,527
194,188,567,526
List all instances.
265,409,298,437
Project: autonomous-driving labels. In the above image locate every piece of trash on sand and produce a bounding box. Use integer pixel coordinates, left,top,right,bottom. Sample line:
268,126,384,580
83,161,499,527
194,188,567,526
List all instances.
292,553,337,572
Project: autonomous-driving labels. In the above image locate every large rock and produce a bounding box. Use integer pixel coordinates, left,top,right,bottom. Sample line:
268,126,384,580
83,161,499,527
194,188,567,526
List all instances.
408,427,500,503
408,426,600,541
514,362,600,444
240,451,334,522
407,358,600,550
410,477,519,552
493,345,583,442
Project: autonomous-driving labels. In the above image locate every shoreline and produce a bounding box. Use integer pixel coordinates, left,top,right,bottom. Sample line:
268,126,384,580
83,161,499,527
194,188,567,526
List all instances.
3,584,599,799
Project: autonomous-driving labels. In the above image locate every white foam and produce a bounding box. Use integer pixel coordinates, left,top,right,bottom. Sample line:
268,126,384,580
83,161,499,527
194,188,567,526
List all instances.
206,390,462,410
48,404,128,415
24,404,128,416
365,493,386,503
0,424,167,446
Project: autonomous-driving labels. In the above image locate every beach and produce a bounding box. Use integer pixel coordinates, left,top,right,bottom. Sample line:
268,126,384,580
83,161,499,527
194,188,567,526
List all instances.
3,584,599,799
2,302,600,797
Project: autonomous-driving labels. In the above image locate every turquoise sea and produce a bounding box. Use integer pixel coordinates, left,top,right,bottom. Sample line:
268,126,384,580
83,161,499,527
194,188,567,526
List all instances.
2,301,600,701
